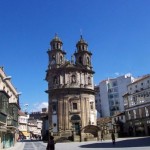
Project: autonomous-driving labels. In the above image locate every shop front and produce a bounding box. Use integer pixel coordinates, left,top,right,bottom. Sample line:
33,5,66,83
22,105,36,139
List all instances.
2,132,14,148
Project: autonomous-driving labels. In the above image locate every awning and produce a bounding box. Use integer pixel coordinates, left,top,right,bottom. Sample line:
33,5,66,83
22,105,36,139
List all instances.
22,131,30,137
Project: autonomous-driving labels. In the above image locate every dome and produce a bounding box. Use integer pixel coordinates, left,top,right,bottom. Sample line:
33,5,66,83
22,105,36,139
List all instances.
76,35,88,46
50,34,62,44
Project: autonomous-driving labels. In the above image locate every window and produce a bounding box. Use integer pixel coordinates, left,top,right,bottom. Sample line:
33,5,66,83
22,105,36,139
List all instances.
53,123,57,127
73,103,77,110
114,94,119,98
79,56,82,64
113,81,117,87
128,111,131,120
133,110,136,119
139,108,142,118
0,92,9,113
88,77,91,85
114,87,118,92
108,89,111,93
109,94,113,99
145,107,149,117
52,104,56,112
115,101,119,104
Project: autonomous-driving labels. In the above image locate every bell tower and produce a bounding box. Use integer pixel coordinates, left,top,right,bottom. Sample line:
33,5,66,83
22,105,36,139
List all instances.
47,34,66,68
74,36,92,70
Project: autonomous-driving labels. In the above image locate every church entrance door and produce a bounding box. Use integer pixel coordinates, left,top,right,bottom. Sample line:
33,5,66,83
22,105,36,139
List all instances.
74,123,80,135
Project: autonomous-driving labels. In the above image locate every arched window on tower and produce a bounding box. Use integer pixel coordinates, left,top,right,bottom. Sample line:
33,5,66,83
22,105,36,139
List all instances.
79,56,82,65
58,43,61,49
79,45,81,51
87,57,90,65
57,43,59,49
53,43,55,49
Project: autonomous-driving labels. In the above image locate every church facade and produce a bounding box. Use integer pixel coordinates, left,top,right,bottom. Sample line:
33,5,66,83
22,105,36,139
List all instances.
45,35,98,141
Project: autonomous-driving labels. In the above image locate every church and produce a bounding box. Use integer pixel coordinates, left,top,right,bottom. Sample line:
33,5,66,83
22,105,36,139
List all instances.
45,34,98,141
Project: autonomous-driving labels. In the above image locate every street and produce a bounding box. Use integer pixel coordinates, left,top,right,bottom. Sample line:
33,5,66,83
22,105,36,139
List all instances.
7,136,150,150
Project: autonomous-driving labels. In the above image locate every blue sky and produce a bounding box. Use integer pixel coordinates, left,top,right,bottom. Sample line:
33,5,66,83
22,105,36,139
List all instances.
0,0,150,112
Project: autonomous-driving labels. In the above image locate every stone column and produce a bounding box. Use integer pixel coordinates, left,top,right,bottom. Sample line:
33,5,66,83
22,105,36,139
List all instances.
58,100,63,131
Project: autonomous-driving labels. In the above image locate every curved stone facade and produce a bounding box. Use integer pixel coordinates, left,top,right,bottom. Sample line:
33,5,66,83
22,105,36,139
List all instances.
46,35,96,140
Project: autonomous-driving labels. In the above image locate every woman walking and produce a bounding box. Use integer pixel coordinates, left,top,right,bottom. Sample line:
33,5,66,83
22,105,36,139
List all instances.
111,131,115,145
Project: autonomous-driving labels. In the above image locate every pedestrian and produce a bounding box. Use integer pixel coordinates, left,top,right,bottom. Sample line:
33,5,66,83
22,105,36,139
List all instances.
101,132,104,141
47,136,55,150
111,131,115,145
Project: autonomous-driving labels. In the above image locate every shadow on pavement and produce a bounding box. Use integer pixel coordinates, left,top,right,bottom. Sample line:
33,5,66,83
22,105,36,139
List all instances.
19,139,43,143
80,137,150,148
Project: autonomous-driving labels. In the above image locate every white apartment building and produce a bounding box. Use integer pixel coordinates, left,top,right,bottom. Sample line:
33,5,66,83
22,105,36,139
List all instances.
96,74,134,117
95,86,101,118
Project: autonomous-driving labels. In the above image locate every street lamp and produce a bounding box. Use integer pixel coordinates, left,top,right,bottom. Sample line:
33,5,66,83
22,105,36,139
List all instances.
79,123,82,142
3,76,12,81
17,92,22,96
71,124,74,141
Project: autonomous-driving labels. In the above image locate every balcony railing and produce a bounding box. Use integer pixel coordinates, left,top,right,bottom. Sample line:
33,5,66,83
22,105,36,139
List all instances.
7,119,18,127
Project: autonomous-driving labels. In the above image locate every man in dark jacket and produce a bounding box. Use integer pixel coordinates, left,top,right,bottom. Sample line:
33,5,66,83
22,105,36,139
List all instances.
47,136,55,150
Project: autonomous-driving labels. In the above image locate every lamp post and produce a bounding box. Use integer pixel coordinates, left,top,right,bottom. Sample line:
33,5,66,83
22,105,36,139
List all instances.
71,124,74,141
79,123,82,142
3,76,12,81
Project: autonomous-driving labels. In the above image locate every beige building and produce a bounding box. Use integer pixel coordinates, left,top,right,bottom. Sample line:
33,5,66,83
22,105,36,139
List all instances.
28,118,42,139
123,74,150,136
18,111,30,139
45,35,98,141
0,67,20,149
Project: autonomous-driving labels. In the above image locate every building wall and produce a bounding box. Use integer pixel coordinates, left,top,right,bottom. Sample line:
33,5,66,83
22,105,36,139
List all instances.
0,67,20,149
124,74,150,136
46,36,97,140
97,74,134,117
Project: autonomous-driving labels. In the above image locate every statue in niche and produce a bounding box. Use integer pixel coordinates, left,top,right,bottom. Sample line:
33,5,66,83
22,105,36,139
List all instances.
87,57,90,65
71,75,76,83
53,76,58,84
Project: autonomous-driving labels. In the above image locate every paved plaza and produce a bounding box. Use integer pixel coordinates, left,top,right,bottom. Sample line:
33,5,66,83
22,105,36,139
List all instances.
6,136,150,150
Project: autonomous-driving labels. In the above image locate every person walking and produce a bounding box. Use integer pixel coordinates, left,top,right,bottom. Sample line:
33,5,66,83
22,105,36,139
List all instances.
101,132,104,141
111,131,115,145
47,136,55,150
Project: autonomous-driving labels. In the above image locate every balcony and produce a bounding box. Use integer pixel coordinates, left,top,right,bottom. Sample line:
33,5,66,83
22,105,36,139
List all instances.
0,112,7,125
7,119,18,128
69,110,81,114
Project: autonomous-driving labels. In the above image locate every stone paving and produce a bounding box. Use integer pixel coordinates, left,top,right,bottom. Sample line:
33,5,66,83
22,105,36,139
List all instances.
5,136,150,150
